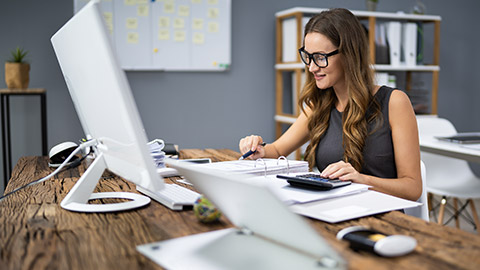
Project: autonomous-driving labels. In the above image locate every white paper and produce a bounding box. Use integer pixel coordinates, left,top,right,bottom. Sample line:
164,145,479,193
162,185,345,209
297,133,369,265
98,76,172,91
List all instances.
245,175,370,204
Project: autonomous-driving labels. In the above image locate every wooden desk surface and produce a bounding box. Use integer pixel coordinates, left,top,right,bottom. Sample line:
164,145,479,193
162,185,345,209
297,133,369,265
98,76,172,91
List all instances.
1,149,479,269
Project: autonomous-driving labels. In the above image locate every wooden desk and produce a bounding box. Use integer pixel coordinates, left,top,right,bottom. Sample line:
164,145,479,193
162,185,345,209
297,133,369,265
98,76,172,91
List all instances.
1,149,480,269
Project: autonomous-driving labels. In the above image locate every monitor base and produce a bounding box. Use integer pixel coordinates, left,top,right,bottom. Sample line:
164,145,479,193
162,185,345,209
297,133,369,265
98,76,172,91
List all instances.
61,191,150,212
60,152,151,213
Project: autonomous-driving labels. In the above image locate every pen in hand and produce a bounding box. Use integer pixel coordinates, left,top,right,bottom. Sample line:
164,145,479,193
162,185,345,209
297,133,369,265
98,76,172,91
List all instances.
239,142,267,160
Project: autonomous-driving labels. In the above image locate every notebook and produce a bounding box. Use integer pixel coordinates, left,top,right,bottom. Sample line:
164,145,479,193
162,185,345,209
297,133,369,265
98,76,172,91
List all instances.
137,160,345,270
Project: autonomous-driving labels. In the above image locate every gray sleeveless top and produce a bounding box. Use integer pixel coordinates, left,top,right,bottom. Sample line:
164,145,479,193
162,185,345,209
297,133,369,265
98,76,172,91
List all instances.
315,86,397,178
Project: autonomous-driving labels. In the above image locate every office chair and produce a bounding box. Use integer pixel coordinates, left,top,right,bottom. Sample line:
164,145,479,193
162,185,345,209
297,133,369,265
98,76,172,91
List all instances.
417,116,480,233
404,161,429,221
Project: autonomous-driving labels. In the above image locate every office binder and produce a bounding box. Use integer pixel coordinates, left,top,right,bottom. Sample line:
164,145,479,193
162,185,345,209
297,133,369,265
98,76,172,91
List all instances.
386,21,401,66
402,22,418,66
282,16,311,62
195,157,309,176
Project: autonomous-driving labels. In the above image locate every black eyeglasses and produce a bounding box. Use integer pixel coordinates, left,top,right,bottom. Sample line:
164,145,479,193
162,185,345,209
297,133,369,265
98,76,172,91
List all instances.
298,47,339,68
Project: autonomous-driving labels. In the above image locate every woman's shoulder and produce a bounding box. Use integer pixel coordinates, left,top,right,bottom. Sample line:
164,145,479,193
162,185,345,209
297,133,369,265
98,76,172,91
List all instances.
372,85,397,105
373,85,396,96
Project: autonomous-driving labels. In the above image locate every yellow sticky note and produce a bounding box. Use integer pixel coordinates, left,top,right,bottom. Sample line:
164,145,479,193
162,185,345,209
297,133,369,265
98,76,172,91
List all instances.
127,32,139,44
192,0,202,4
103,12,113,25
192,18,204,30
208,8,219,19
137,5,149,16
174,18,185,29
193,32,205,45
158,16,170,28
178,5,190,17
208,21,219,33
207,0,218,4
158,29,170,40
106,23,114,34
124,0,136,6
153,48,159,53
126,18,138,29
164,2,175,13
174,30,186,42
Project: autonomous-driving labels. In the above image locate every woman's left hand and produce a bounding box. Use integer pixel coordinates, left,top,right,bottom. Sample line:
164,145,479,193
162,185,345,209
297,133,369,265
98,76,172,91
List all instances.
320,160,367,184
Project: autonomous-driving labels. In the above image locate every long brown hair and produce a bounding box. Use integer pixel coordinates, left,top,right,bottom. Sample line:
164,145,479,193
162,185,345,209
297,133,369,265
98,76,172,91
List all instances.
299,8,381,171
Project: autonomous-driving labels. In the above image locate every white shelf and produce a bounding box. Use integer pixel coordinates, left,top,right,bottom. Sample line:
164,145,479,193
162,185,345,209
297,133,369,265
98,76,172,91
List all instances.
275,63,305,70
375,64,440,72
276,7,441,22
275,63,440,72
274,114,296,124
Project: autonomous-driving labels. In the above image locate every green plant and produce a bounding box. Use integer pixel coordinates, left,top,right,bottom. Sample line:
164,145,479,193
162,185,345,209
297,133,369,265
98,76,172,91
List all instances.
8,47,28,63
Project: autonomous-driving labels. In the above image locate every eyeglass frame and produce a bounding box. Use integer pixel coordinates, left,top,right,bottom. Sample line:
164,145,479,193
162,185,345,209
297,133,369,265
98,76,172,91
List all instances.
298,47,339,68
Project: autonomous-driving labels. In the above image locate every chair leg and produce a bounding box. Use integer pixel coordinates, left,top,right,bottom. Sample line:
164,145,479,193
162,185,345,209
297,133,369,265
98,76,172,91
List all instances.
427,192,434,212
468,199,480,234
438,196,447,225
453,198,460,229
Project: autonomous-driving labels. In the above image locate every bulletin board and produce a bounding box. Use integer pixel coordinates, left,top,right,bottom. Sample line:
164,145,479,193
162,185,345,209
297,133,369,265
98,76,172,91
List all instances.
74,0,231,71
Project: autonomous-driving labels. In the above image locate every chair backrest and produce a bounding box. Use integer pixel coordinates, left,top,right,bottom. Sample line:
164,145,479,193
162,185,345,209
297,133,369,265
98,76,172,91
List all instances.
417,116,457,136
404,160,429,221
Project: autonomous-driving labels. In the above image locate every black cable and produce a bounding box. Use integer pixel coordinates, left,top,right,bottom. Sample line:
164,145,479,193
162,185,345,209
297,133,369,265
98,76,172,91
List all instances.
0,140,97,202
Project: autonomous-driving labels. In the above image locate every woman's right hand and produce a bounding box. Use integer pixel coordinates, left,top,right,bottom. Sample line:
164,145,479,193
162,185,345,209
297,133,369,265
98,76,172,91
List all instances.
239,135,265,160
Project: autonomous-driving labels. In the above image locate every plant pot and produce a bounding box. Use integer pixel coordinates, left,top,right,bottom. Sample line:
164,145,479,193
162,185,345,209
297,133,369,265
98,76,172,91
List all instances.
5,62,30,89
366,0,377,11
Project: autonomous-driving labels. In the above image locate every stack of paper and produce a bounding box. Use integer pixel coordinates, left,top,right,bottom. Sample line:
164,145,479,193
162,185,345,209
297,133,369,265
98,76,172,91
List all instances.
247,175,370,205
149,142,166,168
196,159,309,176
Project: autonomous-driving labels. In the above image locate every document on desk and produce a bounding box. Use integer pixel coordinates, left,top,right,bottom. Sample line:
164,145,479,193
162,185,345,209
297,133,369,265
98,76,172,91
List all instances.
195,159,309,176
290,190,421,223
246,175,370,204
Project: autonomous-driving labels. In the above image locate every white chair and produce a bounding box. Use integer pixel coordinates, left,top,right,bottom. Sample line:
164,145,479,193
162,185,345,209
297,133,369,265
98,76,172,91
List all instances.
417,116,480,232
404,161,429,221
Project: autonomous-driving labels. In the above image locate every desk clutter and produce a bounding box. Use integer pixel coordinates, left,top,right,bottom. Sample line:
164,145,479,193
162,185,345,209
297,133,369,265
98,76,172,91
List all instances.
2,151,480,270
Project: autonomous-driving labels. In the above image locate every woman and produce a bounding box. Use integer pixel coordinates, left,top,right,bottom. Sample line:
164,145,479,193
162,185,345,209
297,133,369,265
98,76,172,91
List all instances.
239,8,421,201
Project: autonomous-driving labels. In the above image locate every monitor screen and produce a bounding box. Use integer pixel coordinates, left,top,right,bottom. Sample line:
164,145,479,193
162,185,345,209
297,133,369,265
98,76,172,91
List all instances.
51,0,163,212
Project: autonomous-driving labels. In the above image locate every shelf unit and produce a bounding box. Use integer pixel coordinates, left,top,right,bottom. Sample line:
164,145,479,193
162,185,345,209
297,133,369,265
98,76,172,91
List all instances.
275,7,441,159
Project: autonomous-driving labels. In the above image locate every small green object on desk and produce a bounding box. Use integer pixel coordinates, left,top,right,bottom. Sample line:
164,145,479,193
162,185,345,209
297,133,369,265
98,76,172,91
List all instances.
193,195,222,223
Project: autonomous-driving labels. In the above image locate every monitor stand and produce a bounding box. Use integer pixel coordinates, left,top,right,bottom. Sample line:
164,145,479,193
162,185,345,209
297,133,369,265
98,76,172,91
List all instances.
60,153,151,212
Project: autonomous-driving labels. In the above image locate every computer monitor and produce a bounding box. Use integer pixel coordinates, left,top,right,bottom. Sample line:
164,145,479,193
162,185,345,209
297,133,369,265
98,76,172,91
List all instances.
51,0,163,212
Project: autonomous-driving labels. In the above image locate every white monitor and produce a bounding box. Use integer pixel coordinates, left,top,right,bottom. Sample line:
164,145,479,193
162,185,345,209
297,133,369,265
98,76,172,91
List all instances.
51,0,163,212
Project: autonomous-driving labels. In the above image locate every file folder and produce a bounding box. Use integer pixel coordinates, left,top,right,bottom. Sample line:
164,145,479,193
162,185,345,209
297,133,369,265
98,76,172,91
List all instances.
402,22,418,66
386,21,401,66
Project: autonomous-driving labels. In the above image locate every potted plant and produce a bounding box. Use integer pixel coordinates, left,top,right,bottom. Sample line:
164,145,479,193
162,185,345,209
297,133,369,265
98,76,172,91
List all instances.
5,47,30,89
366,0,378,11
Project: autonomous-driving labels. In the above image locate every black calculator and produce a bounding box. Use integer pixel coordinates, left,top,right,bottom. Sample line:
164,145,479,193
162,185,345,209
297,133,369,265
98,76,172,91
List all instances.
277,173,351,190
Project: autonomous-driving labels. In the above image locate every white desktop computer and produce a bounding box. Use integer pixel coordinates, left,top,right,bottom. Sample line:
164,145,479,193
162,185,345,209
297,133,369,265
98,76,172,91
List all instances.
51,0,164,212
